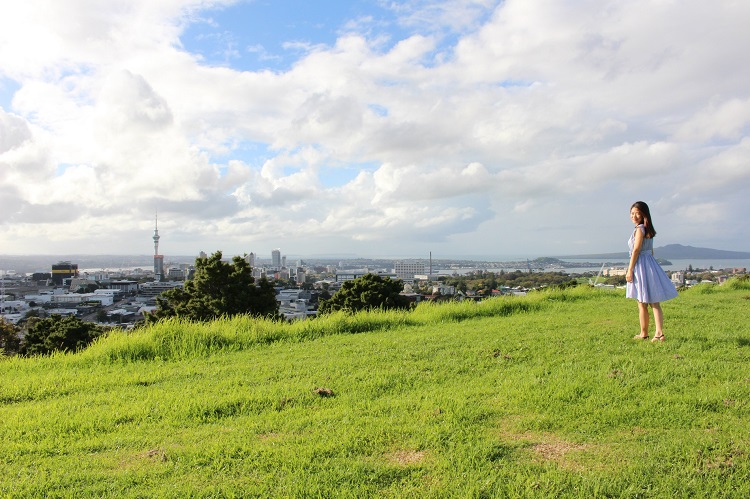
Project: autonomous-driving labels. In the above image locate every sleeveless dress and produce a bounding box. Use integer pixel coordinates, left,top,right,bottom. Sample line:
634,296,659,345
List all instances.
626,225,678,303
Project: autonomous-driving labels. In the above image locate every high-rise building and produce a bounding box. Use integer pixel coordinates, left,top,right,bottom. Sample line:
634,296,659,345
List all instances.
246,252,256,268
394,261,425,284
153,213,164,282
296,268,306,285
51,261,78,285
272,249,281,268
167,267,186,280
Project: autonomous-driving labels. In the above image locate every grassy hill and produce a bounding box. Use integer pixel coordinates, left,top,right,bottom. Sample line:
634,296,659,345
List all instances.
2,280,750,498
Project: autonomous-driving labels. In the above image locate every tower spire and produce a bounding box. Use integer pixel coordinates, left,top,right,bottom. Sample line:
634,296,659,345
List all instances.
153,211,164,281
153,211,160,256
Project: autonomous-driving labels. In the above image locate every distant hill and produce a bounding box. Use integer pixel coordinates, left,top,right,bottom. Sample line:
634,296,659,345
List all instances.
559,244,750,260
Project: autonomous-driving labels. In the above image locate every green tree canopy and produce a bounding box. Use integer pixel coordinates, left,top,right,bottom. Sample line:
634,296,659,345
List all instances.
21,315,105,356
318,274,409,314
147,251,279,323
0,317,22,356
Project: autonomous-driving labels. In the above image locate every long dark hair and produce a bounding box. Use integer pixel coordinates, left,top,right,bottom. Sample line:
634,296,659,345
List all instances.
631,201,656,238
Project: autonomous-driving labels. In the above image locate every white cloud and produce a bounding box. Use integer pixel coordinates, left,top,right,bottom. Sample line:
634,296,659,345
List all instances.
0,109,33,153
678,202,726,226
676,98,750,143
388,0,498,34
682,138,750,195
0,109,54,184
1,0,749,257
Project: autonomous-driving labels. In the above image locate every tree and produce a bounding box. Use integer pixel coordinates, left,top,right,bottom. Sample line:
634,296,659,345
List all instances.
0,317,21,356
23,309,41,320
147,251,279,323
74,283,99,293
96,309,109,323
318,274,409,314
21,315,105,356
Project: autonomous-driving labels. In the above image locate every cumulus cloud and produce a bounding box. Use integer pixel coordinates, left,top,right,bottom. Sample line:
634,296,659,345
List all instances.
0,109,56,193
1,0,749,256
0,110,33,153
676,98,750,143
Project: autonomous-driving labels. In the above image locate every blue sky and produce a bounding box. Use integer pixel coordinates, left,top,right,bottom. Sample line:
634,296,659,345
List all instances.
181,1,387,71
178,0,491,73
0,78,18,110
1,0,750,259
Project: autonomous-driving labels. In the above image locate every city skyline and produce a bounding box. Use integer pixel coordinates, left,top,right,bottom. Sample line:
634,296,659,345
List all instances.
1,1,749,258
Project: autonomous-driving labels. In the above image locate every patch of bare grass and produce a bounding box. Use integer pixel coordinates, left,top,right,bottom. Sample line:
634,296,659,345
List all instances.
118,448,169,470
530,440,589,469
313,387,334,397
257,431,283,443
492,418,601,471
384,450,428,467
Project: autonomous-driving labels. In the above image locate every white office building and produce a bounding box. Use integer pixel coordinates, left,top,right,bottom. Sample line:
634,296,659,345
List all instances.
394,262,425,284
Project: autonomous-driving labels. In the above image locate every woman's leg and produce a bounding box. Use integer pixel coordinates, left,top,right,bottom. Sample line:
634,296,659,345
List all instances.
651,303,664,339
637,301,650,338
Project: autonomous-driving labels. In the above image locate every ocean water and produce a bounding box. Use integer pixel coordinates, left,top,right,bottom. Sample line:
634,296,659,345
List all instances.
432,258,750,276
561,259,750,273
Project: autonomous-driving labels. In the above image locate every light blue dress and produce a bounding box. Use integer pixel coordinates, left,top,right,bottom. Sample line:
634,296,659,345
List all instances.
626,225,678,303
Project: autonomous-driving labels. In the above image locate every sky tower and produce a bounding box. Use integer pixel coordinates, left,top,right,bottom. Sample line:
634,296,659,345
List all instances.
153,212,164,281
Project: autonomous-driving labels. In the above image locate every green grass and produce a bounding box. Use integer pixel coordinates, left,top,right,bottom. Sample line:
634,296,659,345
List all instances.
2,282,750,497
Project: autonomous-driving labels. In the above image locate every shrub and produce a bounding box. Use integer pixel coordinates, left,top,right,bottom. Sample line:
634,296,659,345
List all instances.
319,274,410,314
21,315,106,356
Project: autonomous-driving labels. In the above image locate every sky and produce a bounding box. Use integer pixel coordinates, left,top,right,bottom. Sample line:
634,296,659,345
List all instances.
1,0,749,260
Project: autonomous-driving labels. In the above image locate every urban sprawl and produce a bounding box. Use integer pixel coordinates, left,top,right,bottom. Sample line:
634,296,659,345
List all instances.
1,222,746,326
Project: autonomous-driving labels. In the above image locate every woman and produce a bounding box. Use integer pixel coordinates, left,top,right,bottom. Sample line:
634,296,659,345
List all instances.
626,201,678,342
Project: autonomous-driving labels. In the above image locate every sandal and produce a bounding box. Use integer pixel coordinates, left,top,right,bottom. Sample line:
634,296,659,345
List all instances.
651,334,665,343
633,334,649,340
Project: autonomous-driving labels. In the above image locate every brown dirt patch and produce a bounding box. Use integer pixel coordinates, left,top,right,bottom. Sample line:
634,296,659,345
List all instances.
118,448,168,469
492,417,600,471
314,387,334,397
532,440,588,465
141,448,168,462
385,450,427,466
257,432,283,442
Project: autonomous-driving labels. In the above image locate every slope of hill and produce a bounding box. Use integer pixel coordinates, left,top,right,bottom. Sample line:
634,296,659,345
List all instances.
559,243,750,260
2,280,750,497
